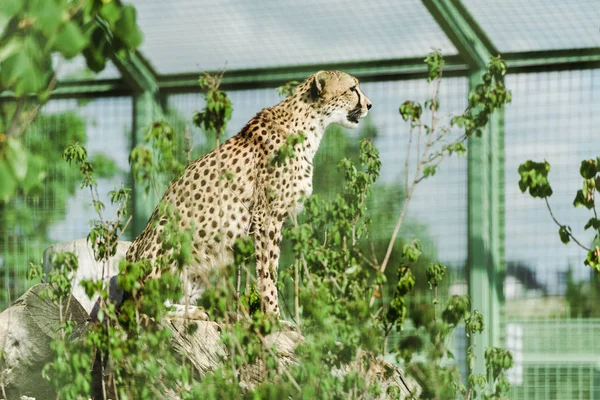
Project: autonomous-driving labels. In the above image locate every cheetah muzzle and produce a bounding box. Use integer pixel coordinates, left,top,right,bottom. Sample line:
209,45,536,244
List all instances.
126,70,372,318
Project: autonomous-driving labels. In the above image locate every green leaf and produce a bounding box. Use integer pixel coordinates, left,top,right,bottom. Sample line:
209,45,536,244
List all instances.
20,154,46,193
54,21,89,59
558,225,571,244
396,267,415,296
114,5,143,49
424,50,445,82
442,295,469,326
426,262,446,288
584,218,600,231
0,37,22,63
0,51,30,88
573,189,594,209
99,2,122,25
5,137,28,180
399,101,422,121
0,0,20,17
30,0,62,34
18,67,46,95
423,165,437,178
585,247,600,272
517,160,553,198
580,159,597,179
82,27,108,72
90,153,118,178
0,159,17,201
402,239,422,262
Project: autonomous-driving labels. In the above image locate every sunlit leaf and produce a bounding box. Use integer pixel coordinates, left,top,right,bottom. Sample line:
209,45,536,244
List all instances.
0,159,17,200
114,5,143,49
6,136,28,180
53,21,89,59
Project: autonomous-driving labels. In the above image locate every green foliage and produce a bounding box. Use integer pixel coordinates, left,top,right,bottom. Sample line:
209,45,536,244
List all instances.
51,138,198,398
442,295,469,326
518,160,553,198
519,157,600,272
482,347,513,399
130,120,187,195
399,100,423,122
269,131,306,166
41,251,95,398
0,134,26,200
382,51,514,399
426,262,446,289
425,50,446,83
558,225,572,244
0,0,142,203
397,53,510,190
451,56,511,138
194,73,233,139
0,0,142,95
565,267,600,317
0,109,118,305
277,80,301,97
30,52,516,398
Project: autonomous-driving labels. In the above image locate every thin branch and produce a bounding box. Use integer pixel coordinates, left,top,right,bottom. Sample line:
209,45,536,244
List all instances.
433,285,438,322
355,249,379,270
9,70,60,138
294,260,301,335
545,198,591,251
5,98,25,136
414,154,447,184
371,77,448,308
369,242,379,267
404,124,414,194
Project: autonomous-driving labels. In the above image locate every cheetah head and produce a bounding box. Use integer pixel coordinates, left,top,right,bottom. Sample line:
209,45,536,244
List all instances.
309,70,372,129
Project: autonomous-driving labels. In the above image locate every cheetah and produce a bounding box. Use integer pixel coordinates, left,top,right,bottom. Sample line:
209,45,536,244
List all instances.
126,70,372,317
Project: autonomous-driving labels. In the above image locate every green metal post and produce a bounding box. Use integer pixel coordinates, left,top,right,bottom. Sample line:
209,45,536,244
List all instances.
489,103,505,350
467,69,505,373
466,69,490,376
112,52,164,236
424,0,505,376
131,91,163,235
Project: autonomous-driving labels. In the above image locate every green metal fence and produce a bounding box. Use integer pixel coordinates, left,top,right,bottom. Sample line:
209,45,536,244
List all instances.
1,1,599,398
503,68,600,399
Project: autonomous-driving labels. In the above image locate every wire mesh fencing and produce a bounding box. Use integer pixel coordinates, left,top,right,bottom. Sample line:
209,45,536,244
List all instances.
503,68,600,400
0,97,132,309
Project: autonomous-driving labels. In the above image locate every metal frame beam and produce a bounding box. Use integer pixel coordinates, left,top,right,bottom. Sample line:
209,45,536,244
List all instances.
22,49,598,100
423,0,498,68
112,51,159,94
503,48,600,73
156,56,468,93
424,0,505,377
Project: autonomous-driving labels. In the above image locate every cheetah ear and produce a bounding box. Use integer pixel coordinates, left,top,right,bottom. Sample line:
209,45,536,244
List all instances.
310,70,327,99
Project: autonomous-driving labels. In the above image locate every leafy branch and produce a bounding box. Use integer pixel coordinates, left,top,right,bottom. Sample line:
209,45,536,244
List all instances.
0,1,143,201
372,51,512,305
519,158,600,270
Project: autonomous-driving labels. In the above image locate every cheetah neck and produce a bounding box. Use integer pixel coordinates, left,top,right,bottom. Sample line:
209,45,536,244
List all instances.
274,96,327,160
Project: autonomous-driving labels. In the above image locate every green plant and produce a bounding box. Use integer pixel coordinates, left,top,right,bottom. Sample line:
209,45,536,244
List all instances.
50,141,197,398
0,110,118,306
376,51,512,399
0,0,143,200
518,158,600,270
33,51,514,399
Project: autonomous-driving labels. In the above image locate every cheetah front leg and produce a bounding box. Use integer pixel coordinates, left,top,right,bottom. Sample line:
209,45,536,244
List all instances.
253,217,284,317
